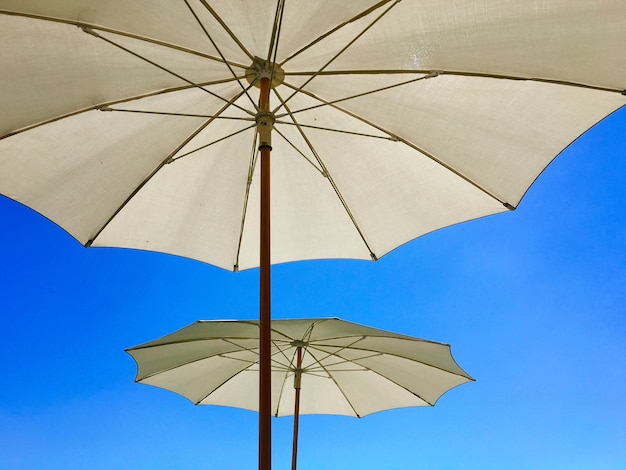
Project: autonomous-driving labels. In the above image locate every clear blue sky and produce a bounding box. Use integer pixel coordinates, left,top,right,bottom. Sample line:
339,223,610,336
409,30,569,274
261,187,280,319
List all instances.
1,106,625,469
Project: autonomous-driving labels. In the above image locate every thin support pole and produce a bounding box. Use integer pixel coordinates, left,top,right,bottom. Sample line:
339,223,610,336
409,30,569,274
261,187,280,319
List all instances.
291,346,303,470
258,76,272,470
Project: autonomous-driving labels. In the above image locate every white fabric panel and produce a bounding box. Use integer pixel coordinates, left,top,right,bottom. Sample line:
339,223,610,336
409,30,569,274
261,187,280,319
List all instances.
301,74,625,206
143,353,256,405
316,337,467,377
0,15,226,136
0,109,208,243
199,368,285,413
275,371,358,417
329,369,429,416
131,339,258,380
342,351,470,406
94,118,254,270
268,1,384,62
0,0,247,63
287,0,626,90
237,120,376,268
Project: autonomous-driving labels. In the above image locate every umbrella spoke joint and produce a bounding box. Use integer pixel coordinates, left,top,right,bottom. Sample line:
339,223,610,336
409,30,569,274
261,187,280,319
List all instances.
256,111,275,150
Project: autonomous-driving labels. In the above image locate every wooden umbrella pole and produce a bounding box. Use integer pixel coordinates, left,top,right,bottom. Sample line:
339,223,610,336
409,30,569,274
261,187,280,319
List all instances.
258,76,272,470
291,346,303,470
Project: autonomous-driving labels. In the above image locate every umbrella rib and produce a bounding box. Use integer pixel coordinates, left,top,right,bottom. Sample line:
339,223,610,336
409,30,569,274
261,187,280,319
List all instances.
182,0,258,110
279,0,394,67
132,342,252,382
322,348,436,406
274,369,291,417
273,127,327,175
80,26,255,117
273,335,295,417
193,362,258,406
269,317,331,417
86,87,250,247
271,339,297,368
285,68,626,95
309,338,469,407
274,0,401,113
276,73,439,119
265,0,288,92
310,339,474,380
193,340,294,407
197,0,255,61
0,10,248,68
233,132,259,272
303,347,363,417
303,336,368,370
298,327,366,374
273,89,379,260
279,82,514,209
303,349,382,370
268,320,330,415
170,123,257,163
0,77,242,141
275,119,399,141
212,338,292,368
99,108,255,121
266,0,286,65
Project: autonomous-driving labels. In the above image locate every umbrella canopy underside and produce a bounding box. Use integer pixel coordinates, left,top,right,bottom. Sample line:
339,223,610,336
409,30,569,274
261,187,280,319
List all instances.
1,1,624,270
126,318,474,417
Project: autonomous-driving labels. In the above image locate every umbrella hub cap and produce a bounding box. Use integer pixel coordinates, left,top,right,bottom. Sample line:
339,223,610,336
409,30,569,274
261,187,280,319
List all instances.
245,56,285,88
291,340,308,348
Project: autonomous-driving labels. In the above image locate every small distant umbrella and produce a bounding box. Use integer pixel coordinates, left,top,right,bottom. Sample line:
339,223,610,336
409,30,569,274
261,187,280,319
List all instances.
126,318,474,469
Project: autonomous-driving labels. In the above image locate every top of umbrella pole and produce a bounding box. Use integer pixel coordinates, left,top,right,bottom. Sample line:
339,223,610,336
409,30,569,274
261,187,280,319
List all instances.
252,59,279,150
246,56,285,90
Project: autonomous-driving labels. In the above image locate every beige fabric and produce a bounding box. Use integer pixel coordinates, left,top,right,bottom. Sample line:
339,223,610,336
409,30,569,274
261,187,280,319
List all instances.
126,318,474,417
1,1,624,270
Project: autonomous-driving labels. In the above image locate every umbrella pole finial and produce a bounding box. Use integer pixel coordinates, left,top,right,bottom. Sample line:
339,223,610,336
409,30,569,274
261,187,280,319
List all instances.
259,75,272,470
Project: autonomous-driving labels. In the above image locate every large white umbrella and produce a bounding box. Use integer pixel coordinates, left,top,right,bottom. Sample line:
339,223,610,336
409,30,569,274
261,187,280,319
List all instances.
126,318,474,470
1,2,624,468
1,1,624,269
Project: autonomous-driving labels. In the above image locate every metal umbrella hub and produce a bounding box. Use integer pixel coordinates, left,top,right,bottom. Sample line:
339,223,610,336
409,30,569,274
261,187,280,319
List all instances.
247,57,283,149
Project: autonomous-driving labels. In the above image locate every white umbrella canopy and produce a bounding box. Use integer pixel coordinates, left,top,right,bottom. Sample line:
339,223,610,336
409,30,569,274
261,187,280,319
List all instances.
126,318,473,416
1,1,624,270
126,318,473,469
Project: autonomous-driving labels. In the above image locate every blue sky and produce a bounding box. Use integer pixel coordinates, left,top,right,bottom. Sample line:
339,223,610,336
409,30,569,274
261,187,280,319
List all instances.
1,106,625,469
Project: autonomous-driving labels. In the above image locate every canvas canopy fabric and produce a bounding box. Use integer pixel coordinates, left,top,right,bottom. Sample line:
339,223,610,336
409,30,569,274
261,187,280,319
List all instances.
1,1,624,270
126,318,473,417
